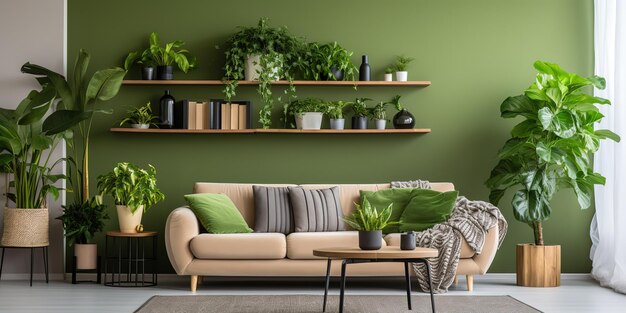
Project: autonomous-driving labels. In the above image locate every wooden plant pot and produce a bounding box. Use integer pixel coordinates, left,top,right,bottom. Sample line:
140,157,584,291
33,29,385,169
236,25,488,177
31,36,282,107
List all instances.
1,207,49,247
516,243,561,287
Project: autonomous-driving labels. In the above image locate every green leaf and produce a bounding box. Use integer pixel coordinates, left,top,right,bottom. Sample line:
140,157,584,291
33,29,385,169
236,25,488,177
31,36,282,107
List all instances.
500,95,538,119
538,107,554,130
42,110,91,135
21,62,74,110
511,120,538,138
18,88,55,125
31,135,53,150
85,68,126,104
595,129,621,142
587,75,606,89
72,49,90,105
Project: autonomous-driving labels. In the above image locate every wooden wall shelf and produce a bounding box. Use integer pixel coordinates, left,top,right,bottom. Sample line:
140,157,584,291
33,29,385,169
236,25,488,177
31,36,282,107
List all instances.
122,80,431,87
110,128,431,134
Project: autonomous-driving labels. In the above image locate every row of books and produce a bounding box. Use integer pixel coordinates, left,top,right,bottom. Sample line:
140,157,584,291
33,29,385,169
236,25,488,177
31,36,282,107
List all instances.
174,99,252,130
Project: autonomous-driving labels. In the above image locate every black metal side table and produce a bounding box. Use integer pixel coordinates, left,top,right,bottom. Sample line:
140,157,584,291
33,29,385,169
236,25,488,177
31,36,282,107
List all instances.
104,231,157,287
0,245,49,286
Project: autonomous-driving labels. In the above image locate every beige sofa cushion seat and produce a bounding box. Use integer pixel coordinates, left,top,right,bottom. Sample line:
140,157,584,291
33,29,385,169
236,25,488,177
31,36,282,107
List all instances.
384,233,475,258
190,233,286,260
286,231,387,260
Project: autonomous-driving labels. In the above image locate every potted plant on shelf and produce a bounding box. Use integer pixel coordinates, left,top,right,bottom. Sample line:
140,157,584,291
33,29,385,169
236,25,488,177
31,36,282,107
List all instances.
394,55,414,82
369,101,388,130
486,61,620,287
119,101,159,129
223,18,304,129
326,100,353,130
388,95,415,129
131,32,197,80
284,97,327,130
384,67,394,81
351,97,371,129
97,162,165,233
124,49,156,80
299,42,357,81
0,87,83,247
343,198,397,250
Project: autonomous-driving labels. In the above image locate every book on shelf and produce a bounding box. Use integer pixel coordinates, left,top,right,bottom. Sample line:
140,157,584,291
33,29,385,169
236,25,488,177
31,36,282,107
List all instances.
175,99,250,131
187,101,197,130
195,101,208,130
230,103,239,130
209,99,223,129
174,100,188,129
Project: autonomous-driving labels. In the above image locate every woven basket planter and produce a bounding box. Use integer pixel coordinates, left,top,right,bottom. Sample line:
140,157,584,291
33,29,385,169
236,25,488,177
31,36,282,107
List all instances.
1,207,49,247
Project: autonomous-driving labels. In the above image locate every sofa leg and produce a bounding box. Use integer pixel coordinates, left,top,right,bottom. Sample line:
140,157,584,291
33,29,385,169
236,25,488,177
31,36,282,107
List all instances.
453,275,459,286
466,275,474,291
191,275,198,292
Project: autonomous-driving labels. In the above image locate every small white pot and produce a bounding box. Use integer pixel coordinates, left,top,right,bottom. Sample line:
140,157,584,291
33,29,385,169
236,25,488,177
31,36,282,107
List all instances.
74,243,98,270
245,54,280,81
131,124,149,129
295,112,323,130
384,73,393,81
116,204,144,233
329,118,345,130
396,71,408,82
375,119,386,130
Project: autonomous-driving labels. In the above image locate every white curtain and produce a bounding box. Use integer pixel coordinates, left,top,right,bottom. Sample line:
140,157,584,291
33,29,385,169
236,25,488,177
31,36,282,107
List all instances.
591,0,626,294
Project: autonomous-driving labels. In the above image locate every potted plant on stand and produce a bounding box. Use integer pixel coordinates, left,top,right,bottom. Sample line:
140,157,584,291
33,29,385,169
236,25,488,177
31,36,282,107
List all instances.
326,100,353,130
343,198,396,250
394,55,414,82
486,61,620,287
97,162,165,233
369,101,388,130
119,101,159,129
299,42,357,81
351,97,371,129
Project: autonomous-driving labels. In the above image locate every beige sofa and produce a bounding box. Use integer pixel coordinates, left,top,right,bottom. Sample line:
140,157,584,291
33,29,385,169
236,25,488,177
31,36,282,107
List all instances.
165,182,499,292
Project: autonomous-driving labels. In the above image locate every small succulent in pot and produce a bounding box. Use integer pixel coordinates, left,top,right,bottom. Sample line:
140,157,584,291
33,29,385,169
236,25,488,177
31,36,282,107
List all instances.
119,101,159,129
394,55,414,82
343,198,398,250
384,67,394,81
368,101,389,130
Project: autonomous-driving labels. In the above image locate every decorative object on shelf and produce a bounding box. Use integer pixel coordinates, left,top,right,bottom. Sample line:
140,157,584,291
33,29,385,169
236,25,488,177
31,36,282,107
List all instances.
124,49,155,80
394,55,414,82
223,18,304,129
299,42,357,81
359,55,371,81
327,100,353,130
387,95,415,129
97,162,165,233
401,231,417,250
384,67,394,81
485,61,620,288
369,101,388,130
159,90,175,128
284,97,327,130
119,101,159,129
343,198,397,250
351,97,371,129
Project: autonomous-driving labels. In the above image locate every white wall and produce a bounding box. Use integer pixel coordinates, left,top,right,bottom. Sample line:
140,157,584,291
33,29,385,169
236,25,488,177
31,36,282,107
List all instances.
0,0,65,279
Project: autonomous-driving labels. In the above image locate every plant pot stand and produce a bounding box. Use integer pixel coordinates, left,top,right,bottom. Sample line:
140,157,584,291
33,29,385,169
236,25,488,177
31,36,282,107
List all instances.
71,255,102,284
0,245,49,286
104,231,157,287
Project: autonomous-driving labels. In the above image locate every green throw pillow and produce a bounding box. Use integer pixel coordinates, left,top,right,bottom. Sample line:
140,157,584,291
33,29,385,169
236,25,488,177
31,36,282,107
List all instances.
399,189,458,232
359,188,416,233
184,193,253,234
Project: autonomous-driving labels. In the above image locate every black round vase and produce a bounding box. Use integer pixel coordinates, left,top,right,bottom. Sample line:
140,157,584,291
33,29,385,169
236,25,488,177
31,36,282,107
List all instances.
359,230,382,250
393,109,415,129
321,67,344,81
142,67,154,80
157,65,173,80
352,116,368,129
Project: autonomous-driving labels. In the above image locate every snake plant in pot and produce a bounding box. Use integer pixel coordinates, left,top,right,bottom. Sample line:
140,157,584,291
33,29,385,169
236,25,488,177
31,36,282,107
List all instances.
97,162,165,233
486,61,620,287
343,198,397,250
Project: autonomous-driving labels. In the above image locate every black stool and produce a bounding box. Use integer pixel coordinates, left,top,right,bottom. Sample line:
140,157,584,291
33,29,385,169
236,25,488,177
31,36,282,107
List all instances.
0,245,49,286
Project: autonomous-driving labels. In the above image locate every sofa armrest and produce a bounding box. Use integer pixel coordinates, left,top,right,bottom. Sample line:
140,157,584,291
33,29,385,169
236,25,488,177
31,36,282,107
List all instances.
165,207,199,275
472,224,499,275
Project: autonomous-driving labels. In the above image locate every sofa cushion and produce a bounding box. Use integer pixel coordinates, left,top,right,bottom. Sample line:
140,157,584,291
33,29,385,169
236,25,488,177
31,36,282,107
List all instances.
359,188,417,234
286,231,387,259
384,233,475,258
190,233,286,259
184,193,253,234
253,185,294,234
289,186,345,232
399,189,458,232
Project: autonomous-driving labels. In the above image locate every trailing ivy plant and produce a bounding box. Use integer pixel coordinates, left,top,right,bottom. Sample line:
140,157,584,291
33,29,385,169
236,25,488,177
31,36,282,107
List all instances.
222,18,304,128
485,61,620,246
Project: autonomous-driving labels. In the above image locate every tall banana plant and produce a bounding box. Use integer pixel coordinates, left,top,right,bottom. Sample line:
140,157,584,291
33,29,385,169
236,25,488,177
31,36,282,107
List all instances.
486,61,620,245
21,49,127,205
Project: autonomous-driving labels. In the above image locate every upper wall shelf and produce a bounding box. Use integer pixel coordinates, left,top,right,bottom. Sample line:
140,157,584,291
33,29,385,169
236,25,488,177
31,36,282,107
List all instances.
110,128,431,134
122,80,431,87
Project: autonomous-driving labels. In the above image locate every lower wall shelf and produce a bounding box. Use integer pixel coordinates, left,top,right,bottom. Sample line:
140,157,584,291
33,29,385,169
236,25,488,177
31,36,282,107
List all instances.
109,128,431,134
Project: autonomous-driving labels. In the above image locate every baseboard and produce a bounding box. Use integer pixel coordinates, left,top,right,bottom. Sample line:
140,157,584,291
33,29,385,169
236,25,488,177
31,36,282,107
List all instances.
0,273,65,281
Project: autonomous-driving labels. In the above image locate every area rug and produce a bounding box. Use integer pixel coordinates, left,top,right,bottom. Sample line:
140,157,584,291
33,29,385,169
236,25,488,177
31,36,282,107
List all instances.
135,295,542,313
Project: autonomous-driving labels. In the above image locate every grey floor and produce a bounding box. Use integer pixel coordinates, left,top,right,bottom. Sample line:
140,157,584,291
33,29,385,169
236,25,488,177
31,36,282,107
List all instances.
0,275,624,313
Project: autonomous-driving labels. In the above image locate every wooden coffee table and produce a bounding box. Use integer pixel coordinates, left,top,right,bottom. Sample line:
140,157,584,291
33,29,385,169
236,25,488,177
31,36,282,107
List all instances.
313,247,438,313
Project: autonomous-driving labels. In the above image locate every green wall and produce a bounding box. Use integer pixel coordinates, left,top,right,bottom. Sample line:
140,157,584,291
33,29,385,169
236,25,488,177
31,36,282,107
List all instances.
68,0,595,273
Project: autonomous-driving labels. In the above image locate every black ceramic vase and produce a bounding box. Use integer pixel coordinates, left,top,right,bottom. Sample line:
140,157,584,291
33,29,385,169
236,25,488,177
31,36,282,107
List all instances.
359,55,370,81
393,109,415,129
160,90,175,128
352,116,368,129
142,67,154,80
157,65,173,80
359,230,382,250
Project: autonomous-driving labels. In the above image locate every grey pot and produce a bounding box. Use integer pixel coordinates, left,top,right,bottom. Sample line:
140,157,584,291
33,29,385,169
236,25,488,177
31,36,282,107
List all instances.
401,231,416,250
351,116,368,129
330,118,345,130
375,119,386,130
359,230,382,250
141,67,154,80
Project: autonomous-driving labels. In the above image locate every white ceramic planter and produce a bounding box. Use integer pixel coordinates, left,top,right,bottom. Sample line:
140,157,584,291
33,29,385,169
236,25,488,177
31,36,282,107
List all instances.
329,118,345,130
375,119,386,130
295,112,323,130
131,124,149,129
384,73,393,81
74,243,98,270
245,54,280,81
396,71,408,82
116,204,144,233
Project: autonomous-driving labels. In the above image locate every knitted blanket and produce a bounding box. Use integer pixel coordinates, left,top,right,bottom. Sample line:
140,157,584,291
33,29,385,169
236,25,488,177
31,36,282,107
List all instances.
390,180,507,293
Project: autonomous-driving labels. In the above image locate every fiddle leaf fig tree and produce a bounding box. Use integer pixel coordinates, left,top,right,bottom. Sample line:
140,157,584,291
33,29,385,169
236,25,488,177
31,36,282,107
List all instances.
486,61,620,246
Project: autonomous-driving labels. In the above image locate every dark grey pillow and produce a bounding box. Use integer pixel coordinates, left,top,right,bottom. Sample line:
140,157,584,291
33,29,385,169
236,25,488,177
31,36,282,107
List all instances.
288,186,345,232
253,185,294,234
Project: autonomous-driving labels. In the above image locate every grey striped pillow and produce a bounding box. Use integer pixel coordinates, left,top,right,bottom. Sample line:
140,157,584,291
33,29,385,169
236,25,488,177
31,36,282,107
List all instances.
288,186,345,232
253,186,294,234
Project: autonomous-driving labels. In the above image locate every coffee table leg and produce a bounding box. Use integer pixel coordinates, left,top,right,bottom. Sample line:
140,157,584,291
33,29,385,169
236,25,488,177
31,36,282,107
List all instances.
424,260,436,313
339,259,347,313
323,258,331,312
405,261,412,310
